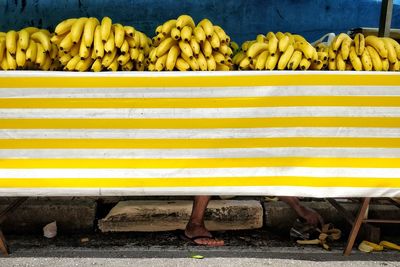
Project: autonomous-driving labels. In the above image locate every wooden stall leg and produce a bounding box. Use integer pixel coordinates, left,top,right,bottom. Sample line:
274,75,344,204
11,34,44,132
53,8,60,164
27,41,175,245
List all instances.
0,230,8,256
343,198,371,256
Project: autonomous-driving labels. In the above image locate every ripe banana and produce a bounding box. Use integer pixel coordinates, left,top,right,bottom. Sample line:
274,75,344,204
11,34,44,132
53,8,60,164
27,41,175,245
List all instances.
194,26,206,44
361,48,373,71
101,48,117,68
299,57,311,70
214,26,228,43
117,53,130,66
198,19,214,38
181,52,199,70
265,51,281,70
71,17,88,44
104,31,115,53
379,241,400,251
197,51,208,71
91,58,102,72
266,32,278,55
120,40,129,55
277,44,294,70
247,42,268,59
79,39,90,59
341,38,352,60
206,55,216,70
180,26,192,42
175,57,190,71
354,33,365,56
255,50,268,70
287,50,302,70
107,58,119,71
75,56,93,72
390,59,400,71
59,53,72,65
55,18,77,36
156,37,176,58
83,17,99,48
161,19,177,35
64,54,80,70
179,40,194,59
366,46,383,71
201,40,213,58
336,53,346,71
190,38,200,57
176,15,195,30
25,40,37,62
212,51,225,64
383,38,400,59
122,61,134,71
0,38,6,62
166,45,180,71
101,17,112,41
155,53,168,71
332,33,351,52
31,31,51,52
18,29,30,51
113,23,125,48
59,32,74,51
297,41,315,60
349,46,362,71
93,25,104,59
365,36,387,59
155,25,162,35
130,48,140,61
382,38,397,63
171,27,181,40
124,26,135,38
16,42,26,67
382,58,389,71
6,30,18,54
279,35,290,52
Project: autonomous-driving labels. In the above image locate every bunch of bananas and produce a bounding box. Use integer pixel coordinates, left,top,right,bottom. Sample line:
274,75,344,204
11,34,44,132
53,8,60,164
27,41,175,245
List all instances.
233,32,318,71
0,27,60,71
148,15,233,71
52,17,150,72
318,33,400,71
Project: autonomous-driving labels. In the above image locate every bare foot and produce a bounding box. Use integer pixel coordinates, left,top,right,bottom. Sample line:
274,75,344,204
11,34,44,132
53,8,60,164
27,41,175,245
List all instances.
184,222,224,246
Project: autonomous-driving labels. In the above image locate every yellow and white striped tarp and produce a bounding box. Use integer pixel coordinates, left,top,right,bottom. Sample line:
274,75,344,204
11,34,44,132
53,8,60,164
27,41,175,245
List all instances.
0,71,399,197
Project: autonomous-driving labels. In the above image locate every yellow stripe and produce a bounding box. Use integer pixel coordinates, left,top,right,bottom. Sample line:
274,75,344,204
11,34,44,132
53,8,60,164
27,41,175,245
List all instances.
0,177,398,188
2,96,400,108
0,158,399,168
0,74,399,88
1,118,399,129
1,138,400,149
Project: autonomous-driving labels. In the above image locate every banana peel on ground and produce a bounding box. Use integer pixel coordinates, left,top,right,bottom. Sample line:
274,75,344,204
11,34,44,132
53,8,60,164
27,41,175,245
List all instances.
296,223,341,251
358,240,400,253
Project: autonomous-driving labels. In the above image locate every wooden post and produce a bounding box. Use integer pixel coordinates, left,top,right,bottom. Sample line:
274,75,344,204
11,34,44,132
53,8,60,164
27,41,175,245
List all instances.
378,0,393,37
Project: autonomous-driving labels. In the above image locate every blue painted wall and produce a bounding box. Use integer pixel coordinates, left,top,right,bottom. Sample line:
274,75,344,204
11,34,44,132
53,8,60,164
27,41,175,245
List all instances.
0,0,399,43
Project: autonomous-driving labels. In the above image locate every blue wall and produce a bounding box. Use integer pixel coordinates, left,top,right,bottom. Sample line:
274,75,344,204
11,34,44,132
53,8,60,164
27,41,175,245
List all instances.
0,0,399,43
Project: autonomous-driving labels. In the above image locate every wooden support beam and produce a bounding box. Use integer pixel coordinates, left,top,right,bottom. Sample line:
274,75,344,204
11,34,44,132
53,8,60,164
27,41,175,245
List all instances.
379,0,393,37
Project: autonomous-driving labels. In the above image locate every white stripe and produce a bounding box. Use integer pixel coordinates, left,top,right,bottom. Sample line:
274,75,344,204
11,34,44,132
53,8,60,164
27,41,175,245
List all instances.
1,148,400,159
1,128,399,139
2,107,400,119
2,86,400,98
0,186,397,197
0,168,398,178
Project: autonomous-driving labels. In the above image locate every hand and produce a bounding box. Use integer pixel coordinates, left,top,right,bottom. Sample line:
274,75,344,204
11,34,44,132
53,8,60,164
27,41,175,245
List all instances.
297,206,324,227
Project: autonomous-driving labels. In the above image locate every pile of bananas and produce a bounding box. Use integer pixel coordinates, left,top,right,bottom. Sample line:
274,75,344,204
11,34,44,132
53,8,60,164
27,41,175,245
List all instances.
148,15,233,71
0,28,60,70
233,32,319,71
52,17,150,71
316,33,400,71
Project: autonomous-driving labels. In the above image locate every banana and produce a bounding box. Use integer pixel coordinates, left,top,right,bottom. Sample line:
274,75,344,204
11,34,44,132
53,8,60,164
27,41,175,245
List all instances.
130,47,140,61
91,58,102,72
317,51,328,62
6,30,18,54
198,19,214,38
279,35,290,52
206,55,216,70
59,32,74,51
366,46,383,71
75,56,93,72
155,25,162,35
122,61,134,71
341,38,352,60
153,53,167,71
120,40,129,55
93,25,104,59
156,37,176,58
358,242,374,253
354,33,365,56
348,46,362,71
40,54,52,70
256,34,266,43
277,44,294,70
0,55,9,70
230,41,239,54
287,50,302,70
201,40,213,58
101,48,117,68
219,43,229,56
255,50,269,70
176,15,195,30
382,38,397,63
137,52,144,64
31,31,51,52
171,27,181,40
275,32,285,40
71,17,88,44
265,51,280,70
104,31,115,53
180,26,192,42
107,58,119,71
166,45,180,71
197,51,208,71
315,43,328,52
113,23,125,48
79,39,90,59
384,38,400,59
59,53,72,65
292,34,307,43
136,60,145,71
297,41,316,60
247,42,268,59
336,53,346,71
51,33,68,46
190,38,200,57
117,53,130,66
238,56,251,70
212,51,225,64
216,63,230,71
365,36,387,59
82,17,99,48
382,58,389,71
194,26,206,44
181,52,199,70
179,40,194,59
361,48,373,71
214,26,228,43
138,31,147,50
175,57,190,71
332,33,351,52
328,47,336,62
152,33,166,47
124,26,135,38
299,57,311,70
232,51,246,65
0,38,5,62
148,63,155,71
161,19,177,35
126,36,135,47
25,40,37,62
210,33,220,50
149,48,157,63
310,60,324,70
69,41,80,56
16,42,26,67
35,43,46,66
379,241,400,251
266,32,278,55
54,18,77,36
285,32,295,45
101,17,112,41
390,59,400,71
18,29,30,51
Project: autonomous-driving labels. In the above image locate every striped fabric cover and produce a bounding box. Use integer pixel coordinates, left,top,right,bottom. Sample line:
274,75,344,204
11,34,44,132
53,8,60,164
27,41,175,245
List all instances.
0,71,399,197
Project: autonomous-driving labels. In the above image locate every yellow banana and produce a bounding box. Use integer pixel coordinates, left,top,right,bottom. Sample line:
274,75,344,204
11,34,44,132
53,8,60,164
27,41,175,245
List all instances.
149,48,157,63
379,241,400,251
292,34,307,43
190,38,200,57
285,32,295,45
332,33,351,52
156,37,176,57
341,38,352,60
113,23,125,48
232,51,246,65
310,60,324,70
299,57,311,70
219,43,229,56
266,32,278,55
71,17,88,44
275,32,285,40
255,50,268,70
287,50,302,70
315,43,328,52
361,48,373,71
59,32,74,51
0,38,6,63
75,57,93,72
366,46,383,71
383,38,400,59
180,26,192,42
354,33,365,56
230,41,239,53
107,58,119,71
130,48,140,61
278,44,294,70
212,51,225,64
6,30,18,54
358,241,374,253
0,55,9,70
390,59,399,71
152,33,166,47
16,42,26,67
101,48,117,68
216,63,230,71
175,57,190,71
91,58,102,72
317,51,328,62
49,43,57,59
210,33,220,50
201,39,213,58
120,39,129,55
382,58,389,71
279,35,290,52
179,40,194,59
206,55,216,70
328,47,336,62
83,17,99,48
214,26,228,43
55,18,77,36
31,31,51,52
122,61,134,71
64,54,80,70
165,45,180,71
328,58,336,70
40,54,52,70
336,53,346,71
382,38,397,63
154,53,168,71
199,19,214,38
176,15,195,30
155,25,162,35
138,31,147,50
181,52,199,70
137,52,144,64
124,26,135,38
194,26,206,44
365,36,387,59
104,31,115,53
297,41,315,60
171,27,181,40
69,41,80,56
197,51,208,71
161,19,177,35
101,17,112,41
18,29,30,51
265,52,280,70
135,60,145,71
256,34,266,43
93,25,104,59
247,42,268,59
59,53,72,65
35,43,46,66
117,53,130,66
25,40,37,62
79,39,90,59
